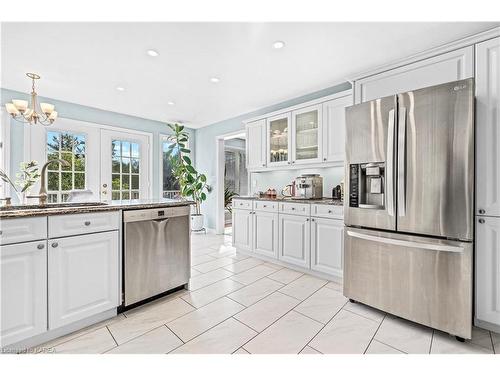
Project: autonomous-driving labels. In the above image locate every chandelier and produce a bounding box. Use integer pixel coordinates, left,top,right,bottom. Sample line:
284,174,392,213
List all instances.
4,73,58,126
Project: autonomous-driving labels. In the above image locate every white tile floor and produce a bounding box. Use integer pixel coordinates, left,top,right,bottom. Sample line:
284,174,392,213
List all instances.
33,232,499,354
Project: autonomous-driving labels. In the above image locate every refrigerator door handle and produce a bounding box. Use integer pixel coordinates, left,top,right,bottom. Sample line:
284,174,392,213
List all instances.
386,109,395,217
397,106,407,217
346,230,464,253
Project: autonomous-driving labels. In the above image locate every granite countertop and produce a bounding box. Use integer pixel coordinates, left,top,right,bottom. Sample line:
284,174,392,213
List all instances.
234,196,344,206
0,199,194,219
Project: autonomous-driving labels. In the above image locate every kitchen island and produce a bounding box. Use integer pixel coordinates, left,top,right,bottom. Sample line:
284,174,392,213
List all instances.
0,199,193,351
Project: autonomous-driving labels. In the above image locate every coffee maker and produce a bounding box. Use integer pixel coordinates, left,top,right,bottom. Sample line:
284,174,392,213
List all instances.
294,174,323,199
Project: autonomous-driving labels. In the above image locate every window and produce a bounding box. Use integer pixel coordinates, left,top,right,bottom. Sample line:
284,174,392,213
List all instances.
46,131,86,203
111,140,140,200
161,139,181,199
224,148,247,196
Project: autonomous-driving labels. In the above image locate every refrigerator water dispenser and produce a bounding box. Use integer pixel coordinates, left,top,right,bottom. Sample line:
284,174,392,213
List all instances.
349,163,385,209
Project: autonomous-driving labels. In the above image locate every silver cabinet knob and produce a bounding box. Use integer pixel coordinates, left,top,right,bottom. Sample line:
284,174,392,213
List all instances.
311,218,315,222
262,164,265,167
328,210,332,213
306,218,310,222
37,243,45,250
51,242,58,248
291,207,295,210
323,158,327,161
84,221,91,226
478,219,485,224
478,209,485,214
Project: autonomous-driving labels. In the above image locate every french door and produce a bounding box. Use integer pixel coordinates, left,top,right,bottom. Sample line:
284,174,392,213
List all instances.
100,129,150,201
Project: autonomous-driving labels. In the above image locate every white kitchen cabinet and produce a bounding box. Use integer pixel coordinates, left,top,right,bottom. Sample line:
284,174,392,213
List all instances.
246,119,267,170
253,210,278,258
476,216,500,327
322,94,352,162
267,112,292,167
232,209,253,251
476,37,500,217
354,46,474,103
0,216,47,246
310,217,343,278
278,214,310,268
1,240,47,346
48,231,119,329
291,104,323,165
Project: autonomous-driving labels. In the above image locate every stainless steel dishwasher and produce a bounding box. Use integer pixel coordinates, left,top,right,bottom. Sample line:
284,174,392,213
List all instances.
123,205,190,307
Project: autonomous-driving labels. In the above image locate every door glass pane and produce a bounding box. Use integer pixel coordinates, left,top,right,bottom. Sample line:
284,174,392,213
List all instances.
111,139,140,200
269,117,288,163
162,139,180,198
295,110,318,160
45,131,86,203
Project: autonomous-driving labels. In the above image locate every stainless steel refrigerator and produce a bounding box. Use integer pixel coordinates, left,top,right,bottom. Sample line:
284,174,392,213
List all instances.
343,78,474,340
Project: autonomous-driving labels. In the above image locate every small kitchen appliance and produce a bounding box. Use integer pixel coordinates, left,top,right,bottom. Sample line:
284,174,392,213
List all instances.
294,174,323,199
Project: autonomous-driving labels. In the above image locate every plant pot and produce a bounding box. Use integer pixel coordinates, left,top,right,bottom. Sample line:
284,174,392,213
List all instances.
191,214,204,231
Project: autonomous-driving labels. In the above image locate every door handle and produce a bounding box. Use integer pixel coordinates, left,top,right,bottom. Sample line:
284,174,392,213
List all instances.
346,230,463,253
386,109,395,217
397,107,407,217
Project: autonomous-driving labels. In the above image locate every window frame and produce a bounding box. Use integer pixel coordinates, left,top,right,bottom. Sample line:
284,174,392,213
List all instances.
159,133,189,199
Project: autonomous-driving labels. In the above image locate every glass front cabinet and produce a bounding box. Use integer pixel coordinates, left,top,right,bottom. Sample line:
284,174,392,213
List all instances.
267,113,291,166
291,104,322,164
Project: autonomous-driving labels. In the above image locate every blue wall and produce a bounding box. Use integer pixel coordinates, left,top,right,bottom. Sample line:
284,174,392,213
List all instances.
1,88,196,199
195,81,352,230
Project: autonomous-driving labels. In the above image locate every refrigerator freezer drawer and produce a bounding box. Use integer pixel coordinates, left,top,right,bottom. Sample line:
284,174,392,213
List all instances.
343,227,473,339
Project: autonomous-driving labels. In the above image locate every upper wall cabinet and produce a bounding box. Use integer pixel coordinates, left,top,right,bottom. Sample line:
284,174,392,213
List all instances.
246,119,266,170
267,112,292,167
476,37,500,217
322,94,352,163
354,46,474,103
291,104,323,165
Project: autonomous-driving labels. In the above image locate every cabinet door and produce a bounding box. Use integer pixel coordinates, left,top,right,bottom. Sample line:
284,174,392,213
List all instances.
291,104,322,165
354,46,474,103
253,211,278,258
322,94,352,163
232,209,253,251
278,214,310,268
476,216,500,326
267,112,291,167
246,119,266,170
476,37,500,217
310,218,343,277
1,240,47,346
48,231,119,329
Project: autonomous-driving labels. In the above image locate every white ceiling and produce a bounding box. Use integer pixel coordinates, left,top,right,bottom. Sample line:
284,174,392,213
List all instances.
2,22,498,128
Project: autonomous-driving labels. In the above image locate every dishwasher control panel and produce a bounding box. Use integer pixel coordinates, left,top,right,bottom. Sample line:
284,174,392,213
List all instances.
123,205,190,222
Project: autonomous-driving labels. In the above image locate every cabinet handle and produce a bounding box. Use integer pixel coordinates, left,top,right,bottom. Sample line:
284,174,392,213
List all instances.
478,219,485,224
37,243,45,250
478,209,485,214
292,161,295,164
311,219,315,222
263,205,267,208
291,207,295,210
0,230,2,235
51,242,59,248
323,158,327,161
262,164,265,167
84,221,91,226
306,218,310,222
328,210,332,214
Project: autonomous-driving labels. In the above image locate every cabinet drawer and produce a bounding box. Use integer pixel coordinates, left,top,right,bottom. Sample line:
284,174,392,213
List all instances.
48,211,120,238
232,199,253,211
0,216,47,245
279,202,310,216
311,204,344,219
254,201,278,212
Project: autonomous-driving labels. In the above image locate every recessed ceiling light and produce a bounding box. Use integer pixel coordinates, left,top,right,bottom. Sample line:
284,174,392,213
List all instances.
116,86,125,92
210,77,220,83
167,101,175,106
272,41,285,49
146,49,159,57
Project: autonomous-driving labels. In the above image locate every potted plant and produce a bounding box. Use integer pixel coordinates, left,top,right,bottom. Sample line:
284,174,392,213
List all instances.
0,161,41,204
166,123,211,231
224,187,238,213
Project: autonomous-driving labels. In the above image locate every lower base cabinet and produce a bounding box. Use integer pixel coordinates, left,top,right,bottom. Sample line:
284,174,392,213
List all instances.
253,211,278,258
48,231,119,329
476,216,500,327
311,217,343,277
232,209,253,251
278,214,310,268
1,240,48,346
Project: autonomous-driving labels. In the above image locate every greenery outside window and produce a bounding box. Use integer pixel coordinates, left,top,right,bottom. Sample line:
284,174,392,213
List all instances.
46,131,86,203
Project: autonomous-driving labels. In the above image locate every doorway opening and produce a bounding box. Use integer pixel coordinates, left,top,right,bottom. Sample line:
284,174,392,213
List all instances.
215,131,248,235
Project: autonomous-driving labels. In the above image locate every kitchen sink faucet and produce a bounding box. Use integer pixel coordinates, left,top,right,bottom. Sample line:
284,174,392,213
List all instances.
28,159,70,205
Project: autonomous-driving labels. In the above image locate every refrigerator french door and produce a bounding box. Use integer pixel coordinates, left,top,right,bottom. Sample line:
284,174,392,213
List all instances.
343,78,474,339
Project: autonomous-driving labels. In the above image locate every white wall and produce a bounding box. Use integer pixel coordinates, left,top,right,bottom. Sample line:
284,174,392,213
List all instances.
250,166,344,197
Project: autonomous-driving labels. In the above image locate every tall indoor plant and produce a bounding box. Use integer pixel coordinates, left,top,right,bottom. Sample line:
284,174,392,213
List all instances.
166,123,211,231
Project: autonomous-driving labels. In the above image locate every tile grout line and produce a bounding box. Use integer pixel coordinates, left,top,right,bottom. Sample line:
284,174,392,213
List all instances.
106,325,119,348
429,329,435,354
363,314,387,354
489,331,495,354
292,308,330,326
297,300,350,354
163,324,187,345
